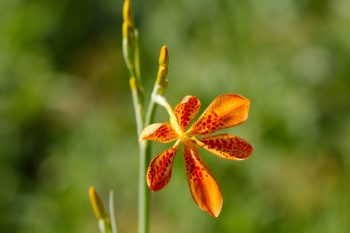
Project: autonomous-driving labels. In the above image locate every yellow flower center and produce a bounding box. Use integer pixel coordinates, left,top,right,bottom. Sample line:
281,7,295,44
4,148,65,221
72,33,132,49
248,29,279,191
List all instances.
154,94,194,143
170,115,191,143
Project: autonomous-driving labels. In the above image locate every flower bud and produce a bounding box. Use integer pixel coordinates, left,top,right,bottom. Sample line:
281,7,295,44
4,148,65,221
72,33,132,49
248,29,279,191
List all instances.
89,186,108,220
159,45,169,68
123,0,133,27
156,46,169,95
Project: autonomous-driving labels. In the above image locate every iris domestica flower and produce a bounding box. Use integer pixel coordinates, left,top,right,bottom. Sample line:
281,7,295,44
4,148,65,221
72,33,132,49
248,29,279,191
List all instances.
140,94,253,217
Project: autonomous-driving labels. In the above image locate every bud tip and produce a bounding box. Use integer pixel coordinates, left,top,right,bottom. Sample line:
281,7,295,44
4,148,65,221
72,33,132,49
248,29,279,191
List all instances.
123,0,133,26
159,45,169,67
89,186,108,220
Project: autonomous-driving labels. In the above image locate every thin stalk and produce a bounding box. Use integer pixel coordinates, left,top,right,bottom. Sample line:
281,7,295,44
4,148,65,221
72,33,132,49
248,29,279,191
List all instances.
123,2,169,232
136,84,162,233
129,77,145,136
138,140,150,233
129,75,150,233
125,31,150,233
136,45,169,233
109,191,118,233
129,65,149,233
127,40,149,233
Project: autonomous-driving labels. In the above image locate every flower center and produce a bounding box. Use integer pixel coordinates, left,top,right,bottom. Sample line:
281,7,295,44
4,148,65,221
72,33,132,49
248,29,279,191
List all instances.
170,115,188,141
154,94,191,142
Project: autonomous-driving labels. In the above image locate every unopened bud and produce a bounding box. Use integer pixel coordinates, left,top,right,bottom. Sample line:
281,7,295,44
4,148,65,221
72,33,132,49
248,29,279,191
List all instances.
89,187,108,220
123,0,133,26
159,45,169,68
155,46,169,95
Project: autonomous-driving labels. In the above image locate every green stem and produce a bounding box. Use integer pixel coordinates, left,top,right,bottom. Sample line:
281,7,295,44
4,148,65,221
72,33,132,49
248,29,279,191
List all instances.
126,40,152,233
128,61,151,233
125,24,168,233
137,75,168,233
138,140,150,233
98,219,112,233
137,89,160,233
129,77,149,233
122,1,155,233
109,191,118,233
130,78,145,136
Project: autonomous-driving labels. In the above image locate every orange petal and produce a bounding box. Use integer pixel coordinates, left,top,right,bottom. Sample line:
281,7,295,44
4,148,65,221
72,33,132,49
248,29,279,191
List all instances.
188,94,250,135
197,134,253,160
147,146,178,191
183,141,222,217
174,96,201,130
140,123,177,143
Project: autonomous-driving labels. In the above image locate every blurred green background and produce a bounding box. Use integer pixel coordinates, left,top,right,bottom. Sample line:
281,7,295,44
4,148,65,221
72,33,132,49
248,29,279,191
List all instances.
1,0,350,232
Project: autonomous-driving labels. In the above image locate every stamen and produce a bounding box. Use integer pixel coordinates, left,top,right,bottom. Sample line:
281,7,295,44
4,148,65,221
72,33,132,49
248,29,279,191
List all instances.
153,95,184,137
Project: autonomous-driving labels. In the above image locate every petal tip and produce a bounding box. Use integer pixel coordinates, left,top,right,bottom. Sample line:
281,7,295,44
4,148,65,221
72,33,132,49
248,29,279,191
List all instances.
207,200,222,218
146,146,177,192
140,122,177,143
188,93,252,135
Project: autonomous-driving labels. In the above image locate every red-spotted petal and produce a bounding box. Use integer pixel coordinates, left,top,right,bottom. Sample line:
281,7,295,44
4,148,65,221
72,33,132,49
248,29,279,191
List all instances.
140,122,177,143
183,141,222,217
196,134,253,160
147,146,178,191
188,94,250,135
174,96,201,130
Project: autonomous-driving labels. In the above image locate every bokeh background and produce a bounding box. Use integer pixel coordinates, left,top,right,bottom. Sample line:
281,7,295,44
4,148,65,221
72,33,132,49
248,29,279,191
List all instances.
1,0,350,232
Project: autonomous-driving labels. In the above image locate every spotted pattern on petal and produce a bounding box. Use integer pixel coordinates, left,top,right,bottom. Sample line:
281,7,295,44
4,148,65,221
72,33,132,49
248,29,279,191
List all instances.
198,134,253,160
188,94,250,135
174,96,201,130
147,146,178,191
183,141,222,217
140,123,177,143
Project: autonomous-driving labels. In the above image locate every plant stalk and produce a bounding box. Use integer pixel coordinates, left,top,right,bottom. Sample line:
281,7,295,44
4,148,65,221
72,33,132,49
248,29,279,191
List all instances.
123,2,169,233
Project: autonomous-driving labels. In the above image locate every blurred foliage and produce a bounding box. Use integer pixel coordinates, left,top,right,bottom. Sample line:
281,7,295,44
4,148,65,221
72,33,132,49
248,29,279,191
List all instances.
1,0,350,232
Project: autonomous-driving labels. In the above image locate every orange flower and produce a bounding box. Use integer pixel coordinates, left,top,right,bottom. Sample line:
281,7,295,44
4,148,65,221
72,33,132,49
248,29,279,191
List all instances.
140,94,253,217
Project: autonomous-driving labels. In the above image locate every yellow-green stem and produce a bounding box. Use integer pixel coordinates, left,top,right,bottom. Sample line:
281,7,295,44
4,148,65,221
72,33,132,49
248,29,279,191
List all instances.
122,1,153,233
129,77,150,233
138,140,150,233
124,16,169,233
129,78,145,136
